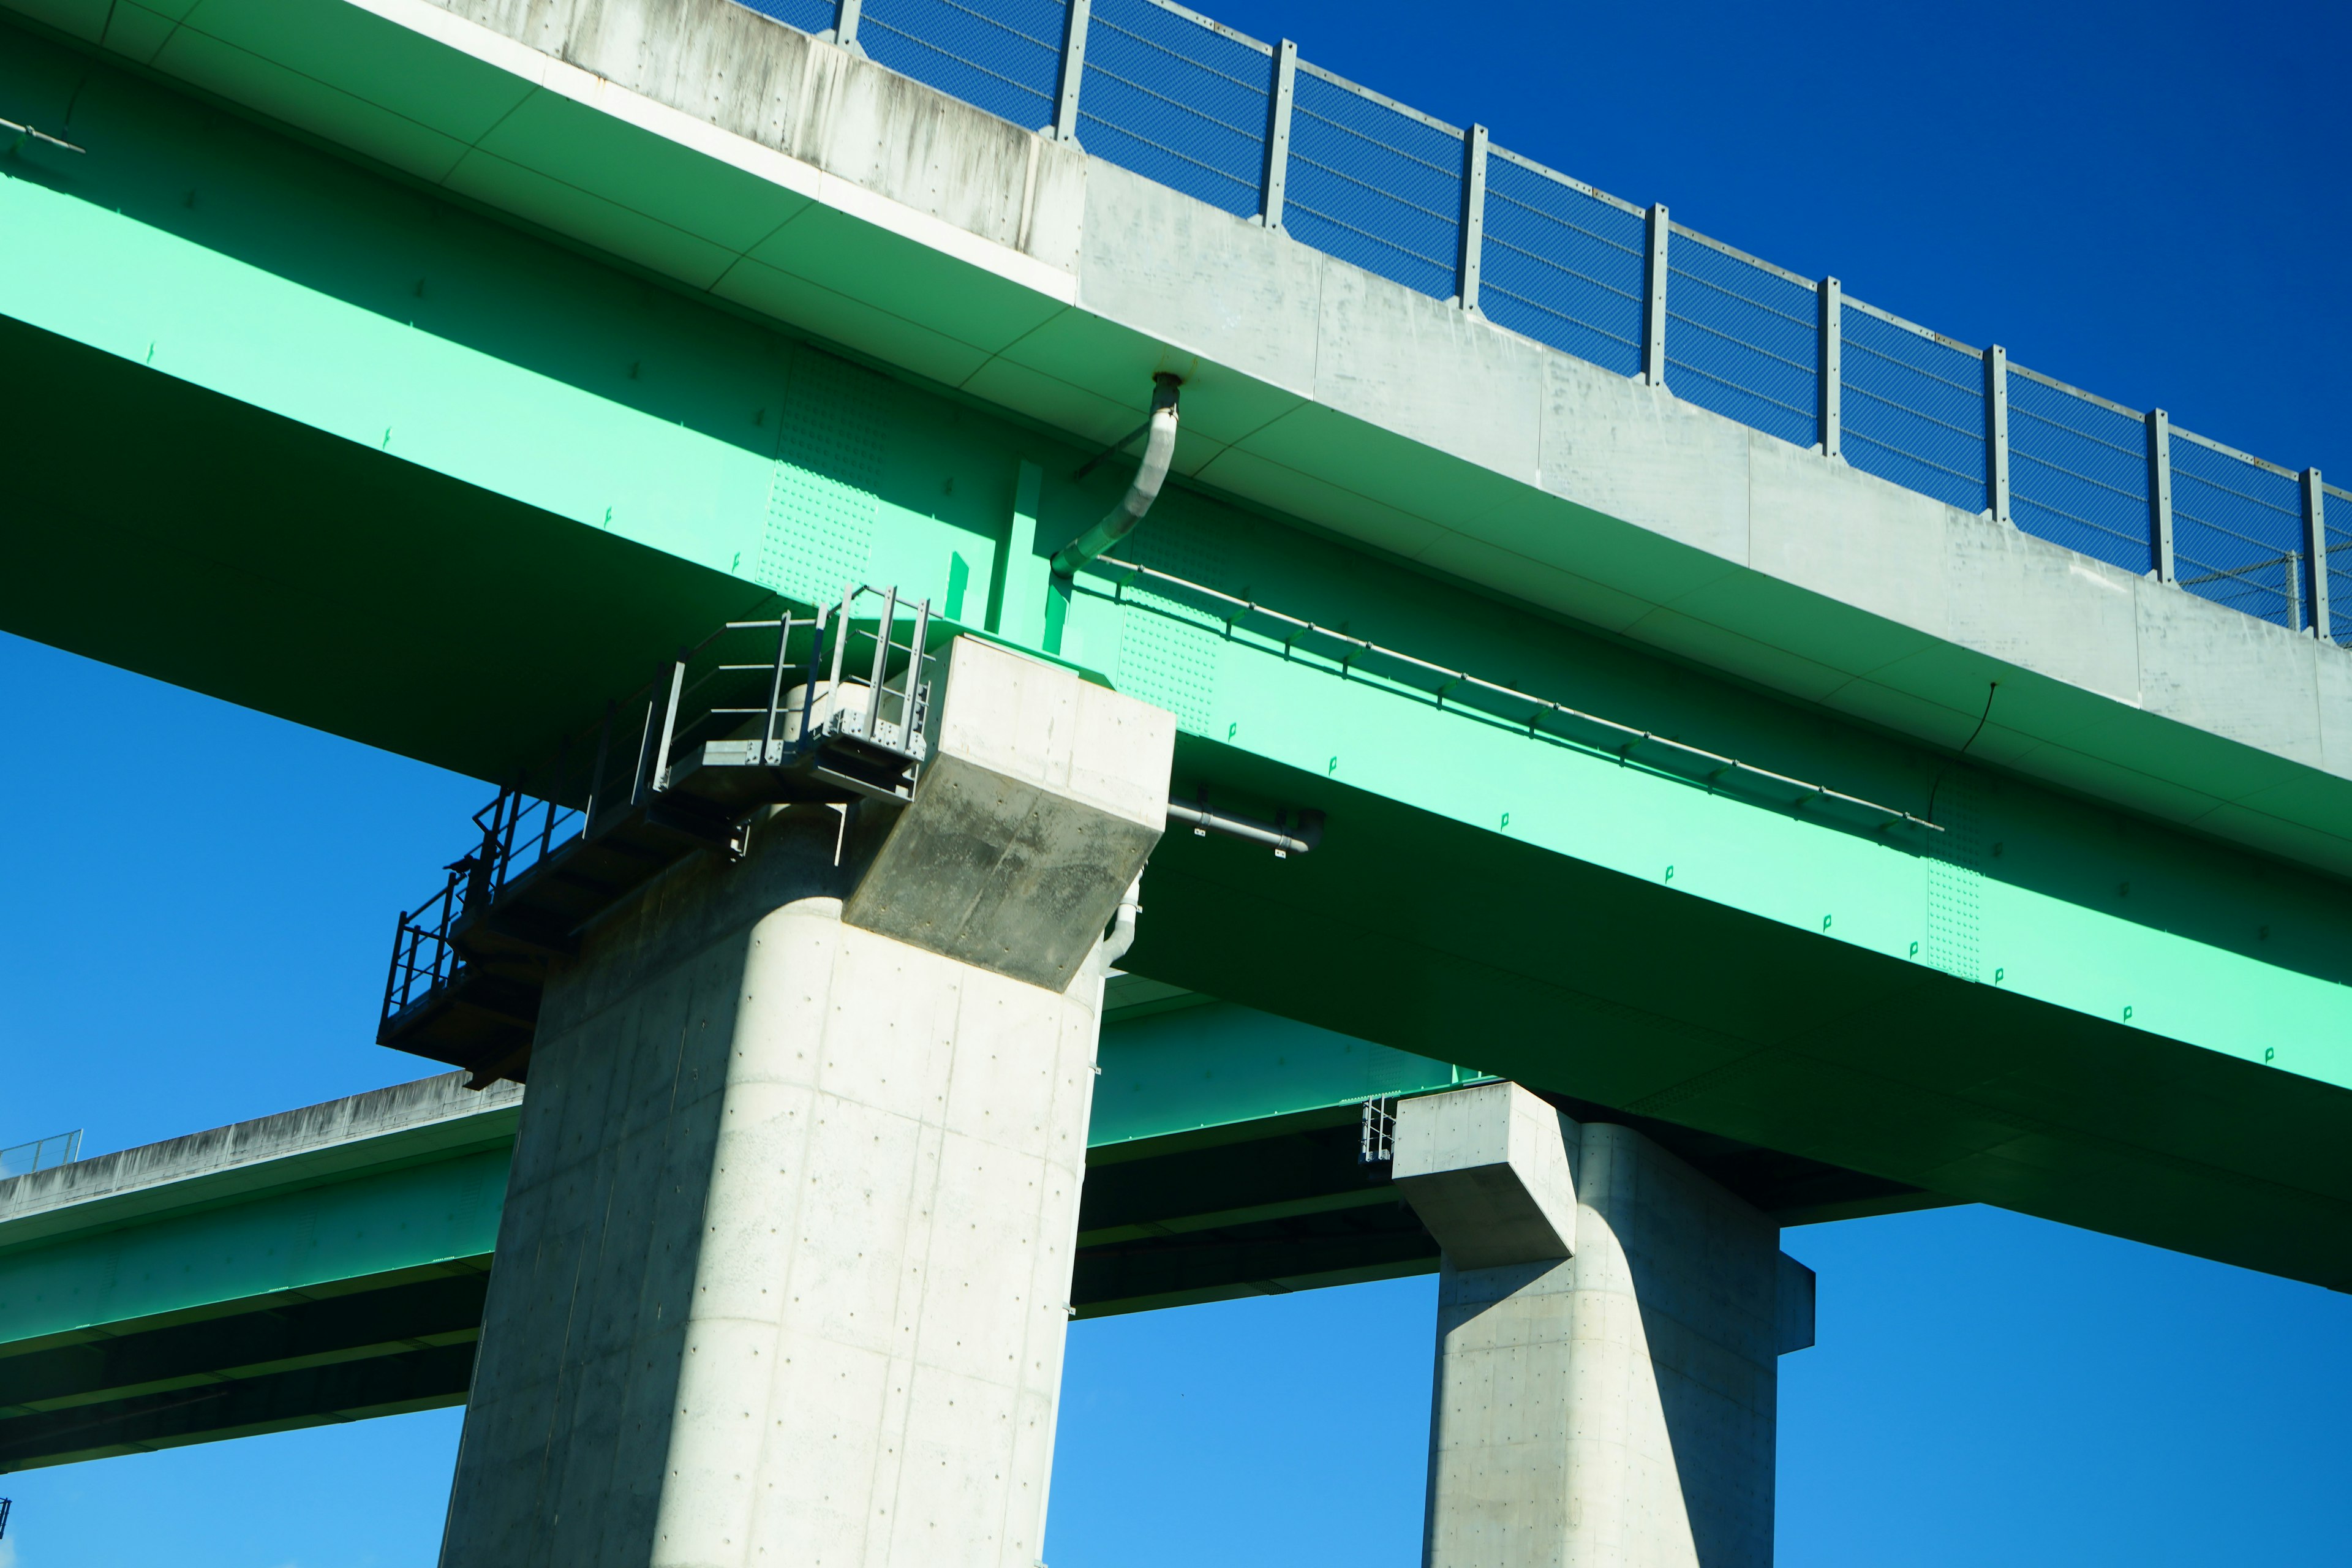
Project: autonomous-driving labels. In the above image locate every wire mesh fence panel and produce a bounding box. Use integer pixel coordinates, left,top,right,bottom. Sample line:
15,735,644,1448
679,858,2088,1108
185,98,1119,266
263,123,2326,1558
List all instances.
1286,65,1462,300
734,0,836,36
1479,152,1645,376
2169,432,2306,628
861,0,1067,131
2327,484,2351,644
1077,0,1270,217
1664,228,1817,448
1840,302,1986,514
0,1131,81,1179
2008,369,2153,575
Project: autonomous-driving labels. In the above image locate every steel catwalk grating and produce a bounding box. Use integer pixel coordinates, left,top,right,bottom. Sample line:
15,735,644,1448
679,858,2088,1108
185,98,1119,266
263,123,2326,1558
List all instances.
2008,372,2153,575
1479,153,1645,376
2169,433,2305,629
734,0,836,36
1664,231,1818,449
861,0,1066,131
1285,67,1462,300
1077,0,1270,217
1840,305,1986,514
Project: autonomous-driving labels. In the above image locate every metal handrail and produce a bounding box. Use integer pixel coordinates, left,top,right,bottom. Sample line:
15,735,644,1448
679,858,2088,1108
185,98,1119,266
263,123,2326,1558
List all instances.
1090,555,1940,835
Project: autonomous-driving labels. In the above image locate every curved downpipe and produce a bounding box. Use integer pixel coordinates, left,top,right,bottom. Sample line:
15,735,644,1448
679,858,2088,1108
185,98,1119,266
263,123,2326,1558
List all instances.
1052,375,1182,576
1099,874,1144,968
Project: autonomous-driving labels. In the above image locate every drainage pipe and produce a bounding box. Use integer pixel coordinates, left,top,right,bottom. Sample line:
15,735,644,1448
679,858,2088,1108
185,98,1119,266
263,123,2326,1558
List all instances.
1099,875,1144,967
1166,800,1322,858
1052,374,1182,576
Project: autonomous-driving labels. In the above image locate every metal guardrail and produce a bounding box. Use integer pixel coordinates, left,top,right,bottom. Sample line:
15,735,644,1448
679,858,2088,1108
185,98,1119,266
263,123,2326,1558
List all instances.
749,0,2346,646
0,1129,83,1180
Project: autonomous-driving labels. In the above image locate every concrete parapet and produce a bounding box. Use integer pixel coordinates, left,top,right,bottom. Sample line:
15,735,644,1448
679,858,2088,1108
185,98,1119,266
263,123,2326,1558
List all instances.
1400,1088,1803,1568
0,1073,521,1240
439,641,1169,1567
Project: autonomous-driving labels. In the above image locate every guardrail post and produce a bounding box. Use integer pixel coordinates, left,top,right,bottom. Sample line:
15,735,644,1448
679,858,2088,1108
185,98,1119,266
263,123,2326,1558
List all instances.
1050,0,1090,141
1457,123,1488,314
652,650,689,793
829,0,864,54
1643,203,1670,387
1985,344,2010,525
1817,276,1841,459
2148,409,2176,582
1261,40,1297,231
2307,467,2331,641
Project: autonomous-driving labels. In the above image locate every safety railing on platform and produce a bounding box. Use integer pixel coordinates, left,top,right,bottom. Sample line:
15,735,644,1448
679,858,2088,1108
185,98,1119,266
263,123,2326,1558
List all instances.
381,586,939,1033
769,0,2343,646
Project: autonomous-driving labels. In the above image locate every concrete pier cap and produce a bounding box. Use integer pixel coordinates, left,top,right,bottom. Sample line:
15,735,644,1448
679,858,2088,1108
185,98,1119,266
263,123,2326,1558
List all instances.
846,636,1175,991
1392,1080,1580,1268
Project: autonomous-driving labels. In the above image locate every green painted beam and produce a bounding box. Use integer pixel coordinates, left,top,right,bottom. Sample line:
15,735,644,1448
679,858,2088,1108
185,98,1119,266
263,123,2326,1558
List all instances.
0,1013,1479,1469
0,1152,510,1354
0,1009,1917,1466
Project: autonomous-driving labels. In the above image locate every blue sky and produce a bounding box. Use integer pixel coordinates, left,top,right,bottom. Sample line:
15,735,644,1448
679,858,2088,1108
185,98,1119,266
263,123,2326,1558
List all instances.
4,0,2350,1562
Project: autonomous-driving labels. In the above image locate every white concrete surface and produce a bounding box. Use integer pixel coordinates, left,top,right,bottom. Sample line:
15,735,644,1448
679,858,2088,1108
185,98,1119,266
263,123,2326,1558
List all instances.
1404,1091,1793,1568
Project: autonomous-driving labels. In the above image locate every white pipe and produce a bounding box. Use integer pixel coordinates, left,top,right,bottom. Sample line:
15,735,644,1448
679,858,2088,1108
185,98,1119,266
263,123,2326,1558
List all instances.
1099,875,1143,967
1166,801,1322,857
1052,377,1182,575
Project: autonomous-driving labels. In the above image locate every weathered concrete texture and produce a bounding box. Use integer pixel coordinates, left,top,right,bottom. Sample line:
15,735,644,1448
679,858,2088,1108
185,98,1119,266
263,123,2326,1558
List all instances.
846,638,1174,990
1403,1093,1794,1568
0,1072,521,1239
441,644,1169,1567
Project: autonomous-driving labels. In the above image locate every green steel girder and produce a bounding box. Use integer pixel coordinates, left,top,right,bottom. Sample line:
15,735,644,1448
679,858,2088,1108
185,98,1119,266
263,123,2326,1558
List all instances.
0,1270,491,1412
0,1012,1472,1469
1,20,2350,1295
0,1340,482,1470
0,1098,514,1469
0,1011,1921,1469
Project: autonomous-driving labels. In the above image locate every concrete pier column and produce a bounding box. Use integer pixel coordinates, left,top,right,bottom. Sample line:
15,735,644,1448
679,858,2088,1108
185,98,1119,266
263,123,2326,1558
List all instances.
439,638,1173,1568
1394,1082,1812,1568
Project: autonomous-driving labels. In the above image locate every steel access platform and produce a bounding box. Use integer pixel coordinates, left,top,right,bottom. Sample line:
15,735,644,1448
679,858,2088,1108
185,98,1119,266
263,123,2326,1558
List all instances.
379,584,941,1086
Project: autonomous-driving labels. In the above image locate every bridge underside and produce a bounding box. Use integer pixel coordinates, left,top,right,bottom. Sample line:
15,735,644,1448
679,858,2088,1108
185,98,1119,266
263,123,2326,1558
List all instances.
4,296,2350,1295
0,310,750,781
0,1060,1923,1471
2,0,2350,1317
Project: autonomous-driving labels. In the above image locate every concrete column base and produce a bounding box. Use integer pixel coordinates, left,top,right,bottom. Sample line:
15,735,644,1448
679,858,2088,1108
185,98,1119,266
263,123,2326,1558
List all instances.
1397,1084,1810,1568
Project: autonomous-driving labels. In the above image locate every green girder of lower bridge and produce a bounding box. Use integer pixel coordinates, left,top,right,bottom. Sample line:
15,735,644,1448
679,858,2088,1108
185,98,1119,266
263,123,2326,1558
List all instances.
0,999,1931,1471
1,7,2350,1301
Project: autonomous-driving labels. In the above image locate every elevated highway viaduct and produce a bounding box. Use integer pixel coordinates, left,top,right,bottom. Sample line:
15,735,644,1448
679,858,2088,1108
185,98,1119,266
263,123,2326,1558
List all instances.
1,0,2348,1556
